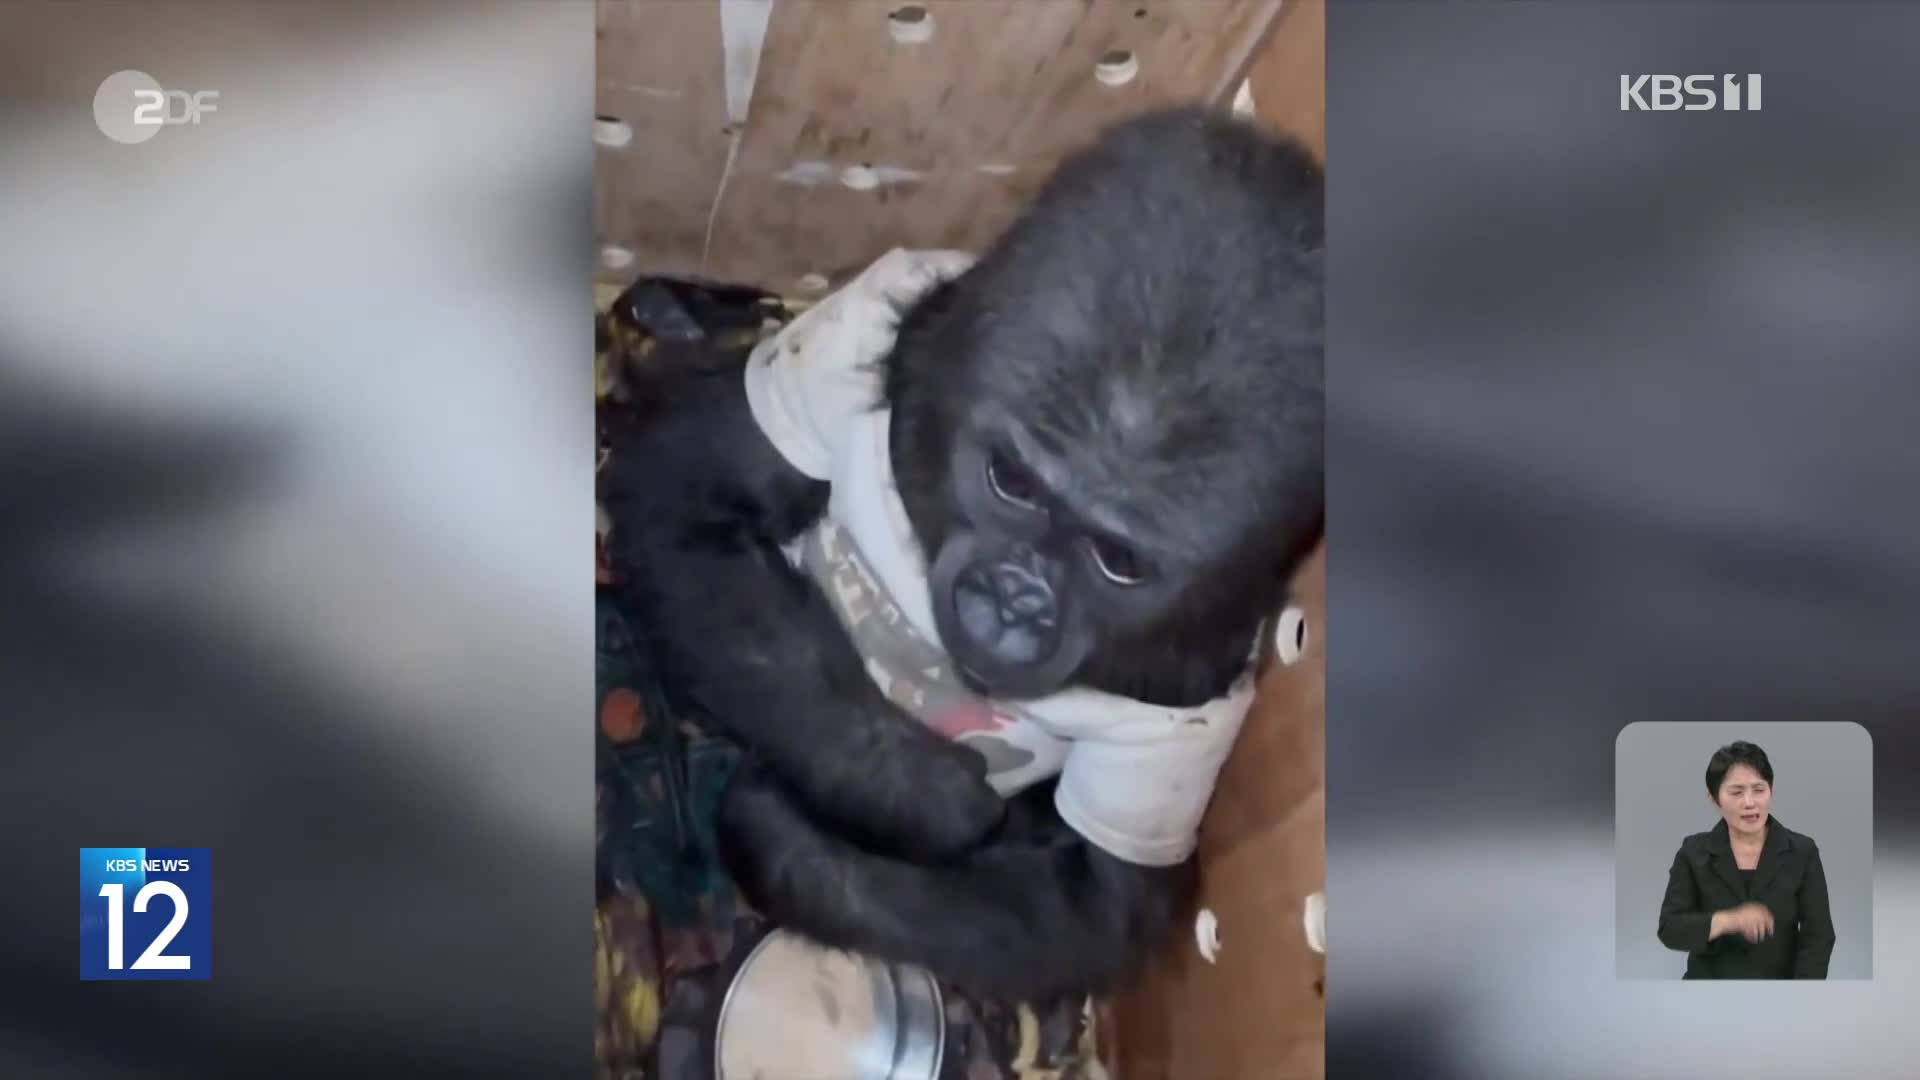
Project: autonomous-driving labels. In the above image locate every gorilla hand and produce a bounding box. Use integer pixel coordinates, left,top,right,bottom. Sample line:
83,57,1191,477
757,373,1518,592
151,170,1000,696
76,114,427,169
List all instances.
718,758,1188,1003
600,371,1004,860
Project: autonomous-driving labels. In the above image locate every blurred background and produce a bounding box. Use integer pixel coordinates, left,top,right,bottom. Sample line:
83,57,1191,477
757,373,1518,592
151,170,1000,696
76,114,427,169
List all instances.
1329,3,1920,1077
0,2,593,1075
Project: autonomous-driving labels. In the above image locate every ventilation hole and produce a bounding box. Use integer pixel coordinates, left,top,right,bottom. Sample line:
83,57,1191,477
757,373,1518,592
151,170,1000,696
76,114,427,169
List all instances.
888,5,935,45
795,272,830,294
592,116,633,149
1274,605,1308,665
1194,908,1222,963
1095,49,1139,87
1134,6,1147,16
1303,891,1327,954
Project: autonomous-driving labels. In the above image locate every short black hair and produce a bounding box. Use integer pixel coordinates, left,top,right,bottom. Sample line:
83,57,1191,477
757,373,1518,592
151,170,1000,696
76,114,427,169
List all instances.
1706,741,1774,797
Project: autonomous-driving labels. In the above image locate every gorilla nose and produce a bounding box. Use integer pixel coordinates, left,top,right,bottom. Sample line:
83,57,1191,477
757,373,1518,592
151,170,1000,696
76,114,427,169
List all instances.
954,558,1056,661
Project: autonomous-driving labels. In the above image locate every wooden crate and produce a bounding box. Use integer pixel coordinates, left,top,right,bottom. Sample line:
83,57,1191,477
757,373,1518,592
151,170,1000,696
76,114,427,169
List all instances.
595,2,1327,1075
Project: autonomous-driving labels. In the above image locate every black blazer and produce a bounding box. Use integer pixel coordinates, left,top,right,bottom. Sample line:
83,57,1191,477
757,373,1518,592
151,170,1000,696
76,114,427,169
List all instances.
1657,816,1836,979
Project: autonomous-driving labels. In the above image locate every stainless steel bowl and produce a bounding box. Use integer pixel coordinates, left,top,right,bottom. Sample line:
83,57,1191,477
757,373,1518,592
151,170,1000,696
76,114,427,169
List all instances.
715,929,945,1080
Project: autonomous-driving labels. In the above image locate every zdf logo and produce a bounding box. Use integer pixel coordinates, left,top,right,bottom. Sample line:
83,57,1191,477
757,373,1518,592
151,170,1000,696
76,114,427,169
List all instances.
94,70,219,144
1620,74,1762,112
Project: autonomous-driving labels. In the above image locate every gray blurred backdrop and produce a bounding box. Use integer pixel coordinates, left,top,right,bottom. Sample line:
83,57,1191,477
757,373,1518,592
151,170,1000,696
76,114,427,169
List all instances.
0,2,593,1075
1330,2,1920,1077
1615,722,1873,980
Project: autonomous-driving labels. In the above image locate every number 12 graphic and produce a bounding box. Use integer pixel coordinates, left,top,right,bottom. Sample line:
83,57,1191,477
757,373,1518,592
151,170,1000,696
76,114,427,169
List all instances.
96,882,192,970
79,848,211,980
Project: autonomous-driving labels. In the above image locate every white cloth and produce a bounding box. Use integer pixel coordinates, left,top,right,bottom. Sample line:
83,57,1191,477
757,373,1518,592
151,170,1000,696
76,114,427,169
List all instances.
743,249,1258,868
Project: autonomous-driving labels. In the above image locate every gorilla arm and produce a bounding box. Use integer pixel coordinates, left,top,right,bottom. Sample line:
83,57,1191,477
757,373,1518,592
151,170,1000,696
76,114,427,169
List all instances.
599,369,1004,858
720,757,1190,1003
604,370,1178,999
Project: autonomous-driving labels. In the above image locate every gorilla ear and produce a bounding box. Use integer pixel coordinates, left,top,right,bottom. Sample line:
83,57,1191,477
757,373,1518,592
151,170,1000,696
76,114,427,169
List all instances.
1273,555,1304,597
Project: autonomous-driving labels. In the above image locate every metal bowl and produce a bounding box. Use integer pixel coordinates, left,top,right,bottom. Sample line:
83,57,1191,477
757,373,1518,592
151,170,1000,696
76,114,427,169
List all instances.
715,929,945,1080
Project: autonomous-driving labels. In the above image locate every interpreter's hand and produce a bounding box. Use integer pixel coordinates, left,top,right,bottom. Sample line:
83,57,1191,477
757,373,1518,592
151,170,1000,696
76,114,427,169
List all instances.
1711,901,1774,943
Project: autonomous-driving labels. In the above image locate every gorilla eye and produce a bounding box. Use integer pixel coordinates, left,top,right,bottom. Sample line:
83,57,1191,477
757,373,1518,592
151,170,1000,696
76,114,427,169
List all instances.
1088,535,1149,586
986,452,1041,508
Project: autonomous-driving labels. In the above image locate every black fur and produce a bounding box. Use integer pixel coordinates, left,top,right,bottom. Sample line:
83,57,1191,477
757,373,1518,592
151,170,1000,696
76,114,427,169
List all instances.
599,105,1324,1002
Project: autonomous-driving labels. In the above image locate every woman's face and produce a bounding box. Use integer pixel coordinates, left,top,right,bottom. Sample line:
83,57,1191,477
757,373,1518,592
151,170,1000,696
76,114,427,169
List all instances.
1713,763,1772,838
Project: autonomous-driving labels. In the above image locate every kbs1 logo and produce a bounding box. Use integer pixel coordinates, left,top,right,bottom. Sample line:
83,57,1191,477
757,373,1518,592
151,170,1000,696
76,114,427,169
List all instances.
79,848,211,980
1620,74,1762,112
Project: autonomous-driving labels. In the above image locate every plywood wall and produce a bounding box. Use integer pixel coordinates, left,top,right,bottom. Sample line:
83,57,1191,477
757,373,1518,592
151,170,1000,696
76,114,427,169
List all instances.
594,0,1290,294
1105,2,1329,1076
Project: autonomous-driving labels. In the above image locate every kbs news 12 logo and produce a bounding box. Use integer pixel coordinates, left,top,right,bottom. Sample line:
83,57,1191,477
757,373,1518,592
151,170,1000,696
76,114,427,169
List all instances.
1620,73,1762,112
79,848,211,980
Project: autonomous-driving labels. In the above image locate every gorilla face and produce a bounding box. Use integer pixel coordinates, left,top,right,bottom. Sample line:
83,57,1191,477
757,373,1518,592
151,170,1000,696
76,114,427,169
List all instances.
919,351,1319,704
887,107,1326,706
927,429,1156,699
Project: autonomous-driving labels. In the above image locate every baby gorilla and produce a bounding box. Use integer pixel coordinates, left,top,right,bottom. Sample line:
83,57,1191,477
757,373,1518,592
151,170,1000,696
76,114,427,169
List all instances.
600,105,1323,1002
